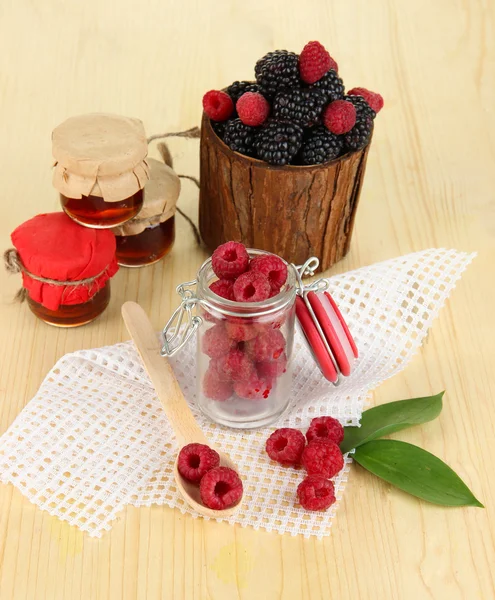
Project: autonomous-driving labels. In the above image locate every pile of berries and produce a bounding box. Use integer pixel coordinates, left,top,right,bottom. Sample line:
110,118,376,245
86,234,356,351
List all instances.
265,416,345,511
202,241,290,403
177,442,243,510
202,41,383,166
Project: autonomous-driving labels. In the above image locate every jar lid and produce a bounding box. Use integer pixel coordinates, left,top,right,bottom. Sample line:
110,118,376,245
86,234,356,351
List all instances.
52,113,150,202
10,212,119,311
112,158,181,236
296,291,358,383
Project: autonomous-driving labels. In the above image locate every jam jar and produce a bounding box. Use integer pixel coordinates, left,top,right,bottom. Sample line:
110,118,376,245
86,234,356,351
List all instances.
113,158,180,267
52,113,150,228
8,212,119,327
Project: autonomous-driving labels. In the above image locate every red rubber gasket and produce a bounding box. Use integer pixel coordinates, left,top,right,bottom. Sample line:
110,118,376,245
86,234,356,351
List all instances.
307,291,352,377
295,296,338,383
324,292,358,358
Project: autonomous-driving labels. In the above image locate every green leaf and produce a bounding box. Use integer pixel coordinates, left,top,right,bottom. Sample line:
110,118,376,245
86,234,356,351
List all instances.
340,392,444,454
354,440,484,508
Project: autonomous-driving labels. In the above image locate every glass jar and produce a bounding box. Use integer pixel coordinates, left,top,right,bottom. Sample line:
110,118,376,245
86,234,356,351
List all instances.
52,113,150,228
115,217,176,267
27,281,111,327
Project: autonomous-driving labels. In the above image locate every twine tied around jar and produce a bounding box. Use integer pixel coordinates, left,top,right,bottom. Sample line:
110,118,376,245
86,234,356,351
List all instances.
148,126,201,245
4,248,109,303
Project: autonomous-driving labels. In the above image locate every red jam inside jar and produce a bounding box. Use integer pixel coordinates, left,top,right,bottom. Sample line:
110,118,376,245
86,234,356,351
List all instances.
26,282,111,327
61,189,144,229
115,217,175,267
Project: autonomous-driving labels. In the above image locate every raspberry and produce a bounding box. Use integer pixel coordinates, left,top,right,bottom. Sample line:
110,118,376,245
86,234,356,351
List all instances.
299,41,333,84
236,92,270,126
306,416,344,445
323,100,356,135
225,318,259,342
215,349,255,382
211,241,250,280
202,90,234,121
210,279,235,301
246,329,286,362
234,373,272,400
200,466,243,510
223,118,259,157
266,428,305,465
257,352,288,379
233,271,271,302
272,88,326,127
310,69,344,103
201,323,236,358
299,126,344,165
255,119,304,166
249,254,288,293
226,80,260,104
177,443,220,483
255,50,301,99
202,365,233,401
297,475,336,511
348,87,384,114
302,440,344,478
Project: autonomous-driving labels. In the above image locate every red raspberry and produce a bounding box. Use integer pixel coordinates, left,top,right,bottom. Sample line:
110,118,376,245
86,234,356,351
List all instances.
323,100,356,135
265,428,306,465
306,416,344,445
299,41,334,84
257,352,288,379
297,475,336,511
202,90,234,121
211,241,250,280
177,443,220,483
246,329,286,362
202,365,233,401
215,349,255,382
249,254,288,294
200,466,243,510
201,323,236,359
236,92,270,126
233,271,271,302
210,279,235,301
302,440,344,478
234,373,272,400
348,87,384,114
225,318,259,342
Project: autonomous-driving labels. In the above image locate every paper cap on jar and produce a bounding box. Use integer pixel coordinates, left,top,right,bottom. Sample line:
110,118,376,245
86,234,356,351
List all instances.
112,158,181,236
9,212,119,312
52,113,150,203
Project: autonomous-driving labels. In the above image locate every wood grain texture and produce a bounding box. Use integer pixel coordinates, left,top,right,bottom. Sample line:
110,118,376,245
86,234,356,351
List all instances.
0,0,494,598
199,115,371,271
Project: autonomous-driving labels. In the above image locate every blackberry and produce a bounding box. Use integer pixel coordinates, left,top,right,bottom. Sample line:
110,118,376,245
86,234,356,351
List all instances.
255,120,304,166
211,119,229,140
255,50,301,98
299,127,344,165
344,116,373,151
309,69,344,103
227,81,260,104
223,118,258,156
272,88,326,127
345,94,376,120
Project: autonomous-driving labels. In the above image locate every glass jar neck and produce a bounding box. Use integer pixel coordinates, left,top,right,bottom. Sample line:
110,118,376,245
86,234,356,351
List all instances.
197,249,297,318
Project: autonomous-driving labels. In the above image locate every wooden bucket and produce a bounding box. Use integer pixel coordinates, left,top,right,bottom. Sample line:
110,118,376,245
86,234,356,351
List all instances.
199,114,372,272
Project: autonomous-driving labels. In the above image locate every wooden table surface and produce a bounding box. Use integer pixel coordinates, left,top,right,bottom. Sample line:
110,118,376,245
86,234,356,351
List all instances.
1,1,494,598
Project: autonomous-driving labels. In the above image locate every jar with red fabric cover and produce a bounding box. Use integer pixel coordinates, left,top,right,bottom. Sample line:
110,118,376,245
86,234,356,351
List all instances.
6,212,119,327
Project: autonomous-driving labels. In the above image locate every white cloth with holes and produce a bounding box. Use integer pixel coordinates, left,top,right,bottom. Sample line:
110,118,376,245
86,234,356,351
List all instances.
0,249,474,538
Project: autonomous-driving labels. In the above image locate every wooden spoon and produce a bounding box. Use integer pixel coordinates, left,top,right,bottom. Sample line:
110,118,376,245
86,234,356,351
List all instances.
121,301,242,517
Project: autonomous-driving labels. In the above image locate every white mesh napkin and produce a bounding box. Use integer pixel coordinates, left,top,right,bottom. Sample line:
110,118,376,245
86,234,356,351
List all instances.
0,249,474,538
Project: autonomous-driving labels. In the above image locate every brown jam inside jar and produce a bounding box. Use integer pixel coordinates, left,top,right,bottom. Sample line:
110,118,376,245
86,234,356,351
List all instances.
115,217,175,267
60,189,144,229
26,282,111,327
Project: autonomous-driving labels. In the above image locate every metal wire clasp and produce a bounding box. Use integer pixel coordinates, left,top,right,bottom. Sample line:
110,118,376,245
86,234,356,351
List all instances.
160,279,202,357
293,257,329,295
